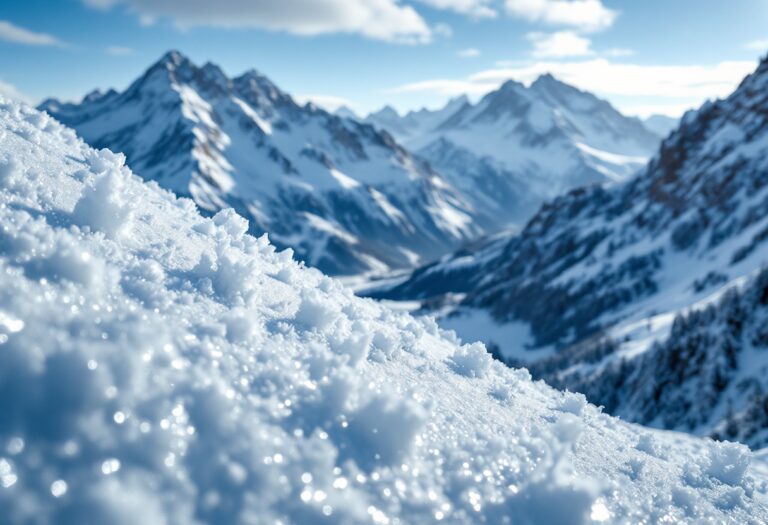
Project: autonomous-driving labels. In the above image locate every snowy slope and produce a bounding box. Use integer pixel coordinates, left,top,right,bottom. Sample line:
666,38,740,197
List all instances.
375,56,768,445
3,100,768,524
39,51,480,276
538,268,768,449
366,77,661,226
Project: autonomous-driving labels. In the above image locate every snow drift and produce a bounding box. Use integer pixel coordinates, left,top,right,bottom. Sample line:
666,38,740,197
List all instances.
0,99,767,523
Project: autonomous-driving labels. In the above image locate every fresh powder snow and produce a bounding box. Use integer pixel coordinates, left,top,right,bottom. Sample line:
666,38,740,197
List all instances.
1,99,767,524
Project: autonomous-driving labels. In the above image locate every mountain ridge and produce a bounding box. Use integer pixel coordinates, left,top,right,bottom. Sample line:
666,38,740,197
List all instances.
365,73,663,227
40,50,482,276
373,54,768,447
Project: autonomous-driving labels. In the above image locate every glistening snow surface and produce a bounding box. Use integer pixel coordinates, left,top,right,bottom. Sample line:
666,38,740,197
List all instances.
1,100,767,524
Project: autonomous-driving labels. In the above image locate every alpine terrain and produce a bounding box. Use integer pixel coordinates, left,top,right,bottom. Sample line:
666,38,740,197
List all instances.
39,51,481,276
2,95,768,525
373,55,768,448
366,76,663,225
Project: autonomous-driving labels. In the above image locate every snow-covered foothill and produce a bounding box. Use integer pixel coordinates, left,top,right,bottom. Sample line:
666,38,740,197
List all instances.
1,99,767,524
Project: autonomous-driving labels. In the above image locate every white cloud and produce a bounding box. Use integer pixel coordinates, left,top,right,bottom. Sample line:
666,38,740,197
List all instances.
106,46,134,56
82,0,119,7
620,103,695,119
433,23,453,38
416,0,496,18
390,78,494,96
527,31,591,58
505,0,617,32
389,58,757,115
468,59,757,98
138,14,157,27
603,47,634,57
0,20,65,47
295,94,358,112
82,0,432,44
746,39,768,51
0,79,30,104
457,47,481,58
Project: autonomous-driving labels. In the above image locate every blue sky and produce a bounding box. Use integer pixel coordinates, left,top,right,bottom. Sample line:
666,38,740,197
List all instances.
1,0,767,117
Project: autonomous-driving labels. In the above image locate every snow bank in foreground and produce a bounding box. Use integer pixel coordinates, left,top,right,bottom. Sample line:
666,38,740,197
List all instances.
0,99,766,524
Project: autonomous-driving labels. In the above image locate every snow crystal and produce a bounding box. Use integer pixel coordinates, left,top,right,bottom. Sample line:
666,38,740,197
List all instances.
72,169,134,239
294,289,341,331
449,341,493,378
557,391,588,416
0,155,19,188
345,395,426,471
707,441,751,486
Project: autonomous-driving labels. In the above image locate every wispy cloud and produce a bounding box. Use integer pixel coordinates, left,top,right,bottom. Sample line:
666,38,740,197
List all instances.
106,46,134,56
390,58,757,116
0,79,30,104
603,48,634,58
82,0,433,44
416,0,496,19
619,103,696,119
295,94,358,113
0,20,65,47
745,39,768,51
527,31,592,58
504,0,617,32
457,47,481,58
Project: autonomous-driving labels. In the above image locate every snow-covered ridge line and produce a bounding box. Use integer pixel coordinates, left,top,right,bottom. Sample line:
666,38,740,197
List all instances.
365,74,662,229
39,51,481,277
1,99,767,523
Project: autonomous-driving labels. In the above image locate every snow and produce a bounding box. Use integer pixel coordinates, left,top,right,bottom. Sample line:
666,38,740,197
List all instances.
440,308,554,364
1,98,768,523
40,52,481,277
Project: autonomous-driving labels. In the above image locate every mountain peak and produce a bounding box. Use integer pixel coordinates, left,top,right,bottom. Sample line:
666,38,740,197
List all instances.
82,89,105,103
158,49,188,68
445,94,470,110
497,78,526,93
532,72,558,86
200,61,230,91
530,73,579,94
335,105,359,119
370,105,400,120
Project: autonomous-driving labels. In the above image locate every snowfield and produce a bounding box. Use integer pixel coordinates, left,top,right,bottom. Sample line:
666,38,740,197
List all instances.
1,99,767,524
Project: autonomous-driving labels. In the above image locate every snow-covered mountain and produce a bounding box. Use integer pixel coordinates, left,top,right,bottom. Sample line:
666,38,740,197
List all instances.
539,267,768,448
334,105,360,120
373,56,768,446
366,95,470,144
39,51,480,276
643,114,680,138
3,97,768,525
366,77,662,225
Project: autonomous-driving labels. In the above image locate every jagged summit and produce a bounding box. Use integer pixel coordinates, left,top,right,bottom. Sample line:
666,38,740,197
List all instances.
40,51,480,276
369,104,400,120
157,48,187,68
366,72,664,231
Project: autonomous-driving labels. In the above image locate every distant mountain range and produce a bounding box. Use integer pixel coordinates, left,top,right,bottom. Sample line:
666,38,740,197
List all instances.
365,76,663,225
372,54,768,447
41,51,665,275
642,114,680,137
